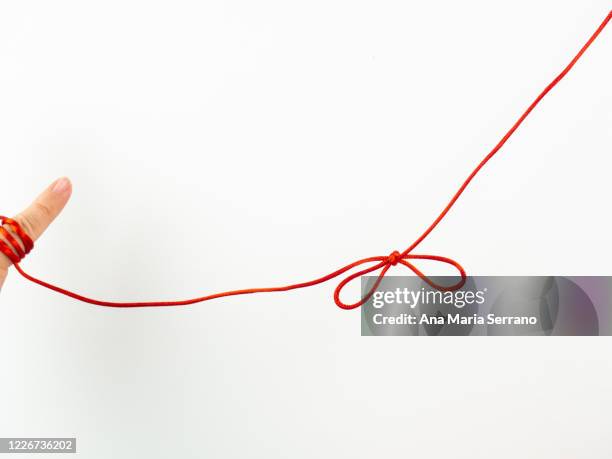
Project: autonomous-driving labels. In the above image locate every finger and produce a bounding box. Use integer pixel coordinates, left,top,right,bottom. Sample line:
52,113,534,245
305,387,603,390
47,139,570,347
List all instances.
0,178,72,285
14,177,72,242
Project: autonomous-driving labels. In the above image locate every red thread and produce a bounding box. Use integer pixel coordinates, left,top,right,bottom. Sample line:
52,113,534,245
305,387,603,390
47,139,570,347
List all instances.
1,11,610,309
0,217,33,264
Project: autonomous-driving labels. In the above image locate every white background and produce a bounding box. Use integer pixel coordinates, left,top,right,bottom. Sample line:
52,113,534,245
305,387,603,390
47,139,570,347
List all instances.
1,1,611,457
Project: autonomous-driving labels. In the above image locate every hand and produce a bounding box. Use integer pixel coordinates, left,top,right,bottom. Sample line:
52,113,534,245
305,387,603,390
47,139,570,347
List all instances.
0,178,72,289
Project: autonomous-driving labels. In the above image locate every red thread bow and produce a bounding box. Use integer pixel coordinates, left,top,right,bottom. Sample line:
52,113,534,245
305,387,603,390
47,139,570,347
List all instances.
333,251,466,310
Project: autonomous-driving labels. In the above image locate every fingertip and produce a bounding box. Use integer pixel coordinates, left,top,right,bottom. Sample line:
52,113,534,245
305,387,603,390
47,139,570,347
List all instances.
51,177,72,196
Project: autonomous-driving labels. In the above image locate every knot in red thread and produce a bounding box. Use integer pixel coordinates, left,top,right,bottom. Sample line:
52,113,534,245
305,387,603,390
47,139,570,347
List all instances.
387,250,402,266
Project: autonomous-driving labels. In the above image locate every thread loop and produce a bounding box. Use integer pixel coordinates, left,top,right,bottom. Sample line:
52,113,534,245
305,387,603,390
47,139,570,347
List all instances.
0,216,34,265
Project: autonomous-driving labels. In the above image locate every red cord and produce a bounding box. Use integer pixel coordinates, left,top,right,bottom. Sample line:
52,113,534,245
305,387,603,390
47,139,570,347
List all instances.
1,11,610,309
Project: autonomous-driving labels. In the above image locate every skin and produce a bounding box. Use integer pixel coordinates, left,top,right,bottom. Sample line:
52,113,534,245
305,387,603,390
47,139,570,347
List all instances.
0,177,72,289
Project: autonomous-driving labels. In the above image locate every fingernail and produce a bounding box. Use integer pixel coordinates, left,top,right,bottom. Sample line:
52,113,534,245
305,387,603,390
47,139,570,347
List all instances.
52,177,70,194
